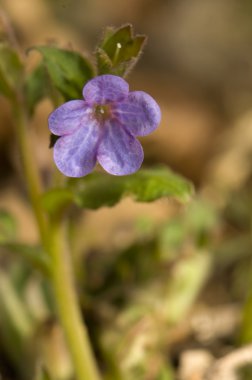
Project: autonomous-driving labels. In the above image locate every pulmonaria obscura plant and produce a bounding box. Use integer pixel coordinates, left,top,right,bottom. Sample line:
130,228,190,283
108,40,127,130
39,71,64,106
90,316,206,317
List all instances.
0,22,194,380
48,74,161,177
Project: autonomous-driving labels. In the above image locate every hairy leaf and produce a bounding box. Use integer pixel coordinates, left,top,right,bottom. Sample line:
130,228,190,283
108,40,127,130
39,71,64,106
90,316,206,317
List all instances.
30,46,94,100
71,167,194,209
97,24,146,77
42,167,193,214
24,63,50,115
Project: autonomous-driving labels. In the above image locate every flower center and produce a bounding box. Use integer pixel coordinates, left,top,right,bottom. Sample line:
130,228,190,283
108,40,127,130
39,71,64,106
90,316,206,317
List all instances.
94,104,111,122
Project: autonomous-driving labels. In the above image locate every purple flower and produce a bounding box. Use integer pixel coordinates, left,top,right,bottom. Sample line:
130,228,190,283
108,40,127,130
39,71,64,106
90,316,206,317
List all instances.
48,75,161,177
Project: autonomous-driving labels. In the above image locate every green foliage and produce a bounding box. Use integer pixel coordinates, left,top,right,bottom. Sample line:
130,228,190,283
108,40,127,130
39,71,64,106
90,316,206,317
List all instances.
0,270,35,379
29,46,94,100
0,208,50,275
97,24,146,77
0,43,24,99
185,200,218,235
42,167,193,214
0,210,50,275
0,210,17,242
24,63,50,115
159,219,187,257
159,198,219,260
87,240,159,299
25,26,146,111
72,167,194,209
0,243,51,275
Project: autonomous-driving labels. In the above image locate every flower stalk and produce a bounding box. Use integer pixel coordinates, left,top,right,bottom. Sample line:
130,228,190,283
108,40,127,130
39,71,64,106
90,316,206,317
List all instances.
13,95,102,380
49,215,101,380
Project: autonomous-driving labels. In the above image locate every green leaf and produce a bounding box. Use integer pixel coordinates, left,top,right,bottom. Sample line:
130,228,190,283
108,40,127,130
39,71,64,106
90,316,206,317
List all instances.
70,167,194,209
24,63,50,115
0,210,17,243
0,242,51,275
97,24,146,77
42,167,194,214
0,43,24,99
30,46,94,100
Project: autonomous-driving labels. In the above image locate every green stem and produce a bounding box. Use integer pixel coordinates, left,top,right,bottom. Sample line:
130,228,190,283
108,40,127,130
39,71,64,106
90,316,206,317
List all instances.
13,96,102,380
49,216,101,380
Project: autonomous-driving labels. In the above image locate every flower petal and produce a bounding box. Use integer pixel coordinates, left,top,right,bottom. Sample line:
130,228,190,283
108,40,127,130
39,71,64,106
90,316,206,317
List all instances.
53,118,100,177
97,119,143,175
113,91,161,136
48,100,91,136
83,75,129,105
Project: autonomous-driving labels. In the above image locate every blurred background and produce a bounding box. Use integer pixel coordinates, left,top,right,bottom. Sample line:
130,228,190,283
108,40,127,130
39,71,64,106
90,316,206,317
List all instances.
0,0,252,379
